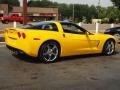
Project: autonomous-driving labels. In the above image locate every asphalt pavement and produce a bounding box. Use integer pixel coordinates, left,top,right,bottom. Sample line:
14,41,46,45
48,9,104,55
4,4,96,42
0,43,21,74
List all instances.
0,22,120,90
0,46,120,90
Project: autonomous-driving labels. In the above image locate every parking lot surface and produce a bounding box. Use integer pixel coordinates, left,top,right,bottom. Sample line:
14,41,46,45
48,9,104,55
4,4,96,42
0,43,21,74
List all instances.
0,46,120,90
0,22,120,89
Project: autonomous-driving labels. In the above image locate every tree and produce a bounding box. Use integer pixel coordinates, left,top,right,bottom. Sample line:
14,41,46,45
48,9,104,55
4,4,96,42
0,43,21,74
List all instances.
27,0,99,22
0,0,20,12
106,7,120,23
28,0,54,7
111,0,120,9
0,0,20,6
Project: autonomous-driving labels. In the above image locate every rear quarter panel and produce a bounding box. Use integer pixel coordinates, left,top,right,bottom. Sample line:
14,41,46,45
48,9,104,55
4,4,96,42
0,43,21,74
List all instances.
25,30,64,57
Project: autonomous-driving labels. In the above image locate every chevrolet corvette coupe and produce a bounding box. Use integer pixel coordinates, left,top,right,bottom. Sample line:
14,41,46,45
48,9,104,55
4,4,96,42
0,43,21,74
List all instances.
5,21,118,63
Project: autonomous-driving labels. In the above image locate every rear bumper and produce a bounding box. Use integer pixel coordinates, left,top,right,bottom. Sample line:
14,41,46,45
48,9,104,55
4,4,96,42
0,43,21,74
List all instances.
6,45,24,53
6,44,38,57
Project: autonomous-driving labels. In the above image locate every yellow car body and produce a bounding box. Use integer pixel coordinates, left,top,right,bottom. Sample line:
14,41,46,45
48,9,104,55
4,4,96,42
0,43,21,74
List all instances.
5,21,118,62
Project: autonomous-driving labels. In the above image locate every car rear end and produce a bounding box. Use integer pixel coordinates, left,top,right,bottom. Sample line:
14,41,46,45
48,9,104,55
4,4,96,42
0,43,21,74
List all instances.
5,28,35,56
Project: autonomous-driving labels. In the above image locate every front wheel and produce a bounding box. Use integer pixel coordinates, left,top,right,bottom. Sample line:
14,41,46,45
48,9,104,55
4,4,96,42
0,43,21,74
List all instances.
102,39,115,55
38,41,60,63
19,21,23,24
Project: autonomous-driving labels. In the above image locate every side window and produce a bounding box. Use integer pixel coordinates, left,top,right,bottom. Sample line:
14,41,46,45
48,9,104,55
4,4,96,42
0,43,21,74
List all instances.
117,28,120,31
26,23,58,31
61,23,85,34
42,23,58,31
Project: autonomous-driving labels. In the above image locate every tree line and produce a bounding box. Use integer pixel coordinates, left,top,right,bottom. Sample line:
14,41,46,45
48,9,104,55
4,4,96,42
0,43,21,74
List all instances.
0,0,120,23
27,0,120,23
0,0,20,13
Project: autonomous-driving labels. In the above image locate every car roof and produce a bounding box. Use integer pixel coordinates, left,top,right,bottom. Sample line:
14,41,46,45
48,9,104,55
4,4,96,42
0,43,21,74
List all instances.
28,21,75,26
107,27,120,30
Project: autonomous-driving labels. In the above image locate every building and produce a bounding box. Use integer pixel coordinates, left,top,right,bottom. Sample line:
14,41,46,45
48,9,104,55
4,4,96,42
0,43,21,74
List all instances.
0,4,8,16
12,7,59,21
0,4,59,21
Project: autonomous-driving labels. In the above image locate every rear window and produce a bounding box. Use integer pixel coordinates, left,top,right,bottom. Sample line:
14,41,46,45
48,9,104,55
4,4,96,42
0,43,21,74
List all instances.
21,22,58,31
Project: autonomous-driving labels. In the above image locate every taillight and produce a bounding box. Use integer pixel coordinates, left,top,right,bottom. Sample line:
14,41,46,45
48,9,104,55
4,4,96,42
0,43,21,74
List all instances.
18,32,21,38
1,17,3,20
22,33,26,39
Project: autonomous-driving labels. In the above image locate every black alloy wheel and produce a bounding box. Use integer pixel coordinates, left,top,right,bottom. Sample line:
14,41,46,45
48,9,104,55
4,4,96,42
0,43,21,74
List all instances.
102,40,115,55
38,41,60,63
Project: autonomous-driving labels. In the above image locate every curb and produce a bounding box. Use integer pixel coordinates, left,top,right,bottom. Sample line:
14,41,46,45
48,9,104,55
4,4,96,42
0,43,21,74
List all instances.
0,36,4,42
0,34,4,38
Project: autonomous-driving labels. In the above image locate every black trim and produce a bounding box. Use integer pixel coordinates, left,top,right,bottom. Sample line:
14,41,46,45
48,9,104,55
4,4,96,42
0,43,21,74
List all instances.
6,45,25,55
8,36,17,40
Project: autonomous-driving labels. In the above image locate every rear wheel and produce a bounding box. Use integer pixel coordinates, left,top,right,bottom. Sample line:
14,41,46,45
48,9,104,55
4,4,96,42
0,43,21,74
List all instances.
2,20,9,24
38,41,60,63
102,39,115,55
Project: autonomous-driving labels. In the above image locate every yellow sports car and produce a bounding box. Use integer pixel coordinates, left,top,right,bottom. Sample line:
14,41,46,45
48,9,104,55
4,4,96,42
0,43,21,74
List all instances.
5,21,118,63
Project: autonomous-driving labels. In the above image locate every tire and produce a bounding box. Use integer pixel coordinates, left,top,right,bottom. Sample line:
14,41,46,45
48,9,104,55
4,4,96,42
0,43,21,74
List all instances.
102,39,115,55
2,20,9,24
19,21,23,24
38,41,60,63
1,20,6,24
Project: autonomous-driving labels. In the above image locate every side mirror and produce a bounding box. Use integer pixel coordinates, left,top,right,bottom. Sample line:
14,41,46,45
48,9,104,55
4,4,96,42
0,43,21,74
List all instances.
85,31,89,35
84,30,94,36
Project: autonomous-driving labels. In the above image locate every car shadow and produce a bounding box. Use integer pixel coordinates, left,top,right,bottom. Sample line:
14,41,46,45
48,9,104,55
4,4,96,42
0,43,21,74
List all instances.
59,51,119,62
12,54,40,63
59,54,101,62
12,51,119,64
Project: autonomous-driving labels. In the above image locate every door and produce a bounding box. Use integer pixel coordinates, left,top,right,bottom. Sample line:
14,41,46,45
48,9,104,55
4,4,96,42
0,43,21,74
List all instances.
60,23,94,56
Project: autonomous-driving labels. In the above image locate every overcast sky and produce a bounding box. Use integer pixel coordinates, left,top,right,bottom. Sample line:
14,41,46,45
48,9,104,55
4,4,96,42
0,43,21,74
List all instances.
19,0,113,7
